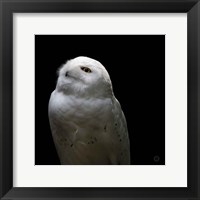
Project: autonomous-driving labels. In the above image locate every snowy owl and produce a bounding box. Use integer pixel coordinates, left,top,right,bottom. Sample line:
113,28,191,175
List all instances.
48,56,130,165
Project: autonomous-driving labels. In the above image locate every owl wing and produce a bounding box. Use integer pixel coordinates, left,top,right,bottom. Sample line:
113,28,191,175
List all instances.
110,97,131,165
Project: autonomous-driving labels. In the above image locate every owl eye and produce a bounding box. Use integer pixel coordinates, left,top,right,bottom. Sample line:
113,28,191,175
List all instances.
80,66,92,73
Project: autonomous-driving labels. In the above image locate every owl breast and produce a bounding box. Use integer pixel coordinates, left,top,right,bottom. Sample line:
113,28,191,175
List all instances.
49,90,124,165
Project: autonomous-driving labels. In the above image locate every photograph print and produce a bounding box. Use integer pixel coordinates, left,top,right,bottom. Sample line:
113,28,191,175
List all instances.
35,35,165,165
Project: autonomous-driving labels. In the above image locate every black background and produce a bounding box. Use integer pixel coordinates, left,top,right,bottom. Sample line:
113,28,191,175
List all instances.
35,35,165,165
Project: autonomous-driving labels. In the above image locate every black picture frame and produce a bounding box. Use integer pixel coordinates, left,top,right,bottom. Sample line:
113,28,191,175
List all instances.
0,0,200,199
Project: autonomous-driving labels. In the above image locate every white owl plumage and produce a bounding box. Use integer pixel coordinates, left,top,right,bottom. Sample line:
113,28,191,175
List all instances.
48,56,130,165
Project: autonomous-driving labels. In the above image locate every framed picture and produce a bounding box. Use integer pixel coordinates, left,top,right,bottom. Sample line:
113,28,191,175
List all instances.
35,35,165,166
0,0,199,199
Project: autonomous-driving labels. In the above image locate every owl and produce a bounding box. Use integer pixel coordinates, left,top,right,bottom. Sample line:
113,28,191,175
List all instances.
48,56,130,165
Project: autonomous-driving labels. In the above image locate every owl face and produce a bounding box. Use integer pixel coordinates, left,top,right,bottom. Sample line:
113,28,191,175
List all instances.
56,56,113,98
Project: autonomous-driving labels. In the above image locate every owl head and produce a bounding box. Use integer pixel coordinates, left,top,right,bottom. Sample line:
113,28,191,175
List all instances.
56,56,113,98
